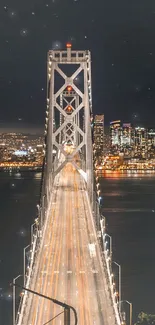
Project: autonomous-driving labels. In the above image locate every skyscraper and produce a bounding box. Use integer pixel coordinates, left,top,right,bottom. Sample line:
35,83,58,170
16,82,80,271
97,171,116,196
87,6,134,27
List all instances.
93,115,104,156
132,127,148,158
110,120,121,152
121,123,132,146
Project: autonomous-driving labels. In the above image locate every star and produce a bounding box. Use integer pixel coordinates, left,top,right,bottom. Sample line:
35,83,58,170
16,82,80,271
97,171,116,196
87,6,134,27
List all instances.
9,10,17,18
20,28,28,37
52,41,62,49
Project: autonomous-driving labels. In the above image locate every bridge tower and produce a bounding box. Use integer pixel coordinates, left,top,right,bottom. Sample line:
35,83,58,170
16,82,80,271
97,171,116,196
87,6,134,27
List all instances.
45,44,93,201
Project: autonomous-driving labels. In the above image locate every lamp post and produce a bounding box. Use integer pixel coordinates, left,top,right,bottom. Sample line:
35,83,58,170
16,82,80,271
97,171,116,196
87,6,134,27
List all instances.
101,215,106,230
119,300,132,325
23,245,30,285
13,275,22,325
113,261,121,314
105,233,112,260
12,283,77,325
41,194,45,228
31,223,35,244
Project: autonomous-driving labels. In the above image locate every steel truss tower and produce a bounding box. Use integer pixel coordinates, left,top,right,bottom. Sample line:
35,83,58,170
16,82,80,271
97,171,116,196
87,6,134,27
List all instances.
45,44,93,201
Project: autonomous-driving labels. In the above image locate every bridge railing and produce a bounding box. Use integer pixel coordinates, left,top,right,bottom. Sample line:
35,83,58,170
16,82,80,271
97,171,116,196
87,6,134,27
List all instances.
93,189,121,325
15,224,40,325
100,217,122,325
15,155,54,325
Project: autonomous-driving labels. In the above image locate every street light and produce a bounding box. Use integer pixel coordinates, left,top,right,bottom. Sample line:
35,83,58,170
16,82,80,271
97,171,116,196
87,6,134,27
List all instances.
12,283,78,325
119,300,132,325
31,223,35,244
23,244,30,285
13,275,22,325
101,215,106,230
105,233,112,260
113,261,121,314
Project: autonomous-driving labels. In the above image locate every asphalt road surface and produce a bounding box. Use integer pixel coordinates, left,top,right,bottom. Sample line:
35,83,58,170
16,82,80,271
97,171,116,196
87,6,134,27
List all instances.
21,163,116,325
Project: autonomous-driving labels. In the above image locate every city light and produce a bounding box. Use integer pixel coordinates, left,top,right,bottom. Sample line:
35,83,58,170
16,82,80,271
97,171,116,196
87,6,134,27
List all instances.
93,116,155,172
0,132,44,169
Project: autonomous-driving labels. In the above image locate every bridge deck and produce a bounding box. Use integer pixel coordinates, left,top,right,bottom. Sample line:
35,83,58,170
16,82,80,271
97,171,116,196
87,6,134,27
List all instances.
22,163,116,325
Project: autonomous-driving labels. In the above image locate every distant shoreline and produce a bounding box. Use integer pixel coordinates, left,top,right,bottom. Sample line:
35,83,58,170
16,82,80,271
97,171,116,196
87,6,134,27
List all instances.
96,169,155,173
0,166,42,172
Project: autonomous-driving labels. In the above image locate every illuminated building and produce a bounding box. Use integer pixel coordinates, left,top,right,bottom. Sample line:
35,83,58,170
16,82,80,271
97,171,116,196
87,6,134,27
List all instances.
147,128,155,158
93,115,104,156
148,129,155,146
0,132,44,163
133,127,147,146
110,120,121,146
132,127,148,158
109,120,121,155
121,123,132,146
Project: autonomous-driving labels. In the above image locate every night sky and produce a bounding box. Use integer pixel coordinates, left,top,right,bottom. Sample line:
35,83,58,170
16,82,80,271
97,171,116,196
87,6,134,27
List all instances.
1,0,155,126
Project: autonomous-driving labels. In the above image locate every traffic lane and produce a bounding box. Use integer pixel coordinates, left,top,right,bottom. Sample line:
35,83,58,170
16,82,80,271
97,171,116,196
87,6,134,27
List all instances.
24,188,59,325
73,171,95,325
59,166,95,324
40,173,66,325
73,169,112,325
27,171,62,325
39,170,70,325
39,178,62,325
79,175,116,325
53,169,77,324
50,166,87,324
51,183,68,325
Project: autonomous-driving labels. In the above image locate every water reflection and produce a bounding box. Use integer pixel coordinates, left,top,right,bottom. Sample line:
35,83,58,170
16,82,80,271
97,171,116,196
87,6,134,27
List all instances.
100,172,155,320
99,170,155,179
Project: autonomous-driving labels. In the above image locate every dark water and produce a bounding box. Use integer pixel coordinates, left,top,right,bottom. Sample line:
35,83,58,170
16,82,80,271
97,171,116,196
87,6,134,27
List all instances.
100,171,155,322
0,171,41,325
0,170,155,324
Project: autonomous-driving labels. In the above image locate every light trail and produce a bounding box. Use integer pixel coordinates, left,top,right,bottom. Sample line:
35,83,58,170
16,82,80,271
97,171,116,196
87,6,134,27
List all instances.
21,162,117,325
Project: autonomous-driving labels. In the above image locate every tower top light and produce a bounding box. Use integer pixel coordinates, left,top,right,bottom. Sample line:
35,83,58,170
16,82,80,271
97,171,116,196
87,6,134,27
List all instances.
67,86,72,91
66,43,72,48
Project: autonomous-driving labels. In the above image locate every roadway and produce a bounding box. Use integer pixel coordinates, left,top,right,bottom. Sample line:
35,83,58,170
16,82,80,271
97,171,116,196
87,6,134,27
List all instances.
22,162,116,325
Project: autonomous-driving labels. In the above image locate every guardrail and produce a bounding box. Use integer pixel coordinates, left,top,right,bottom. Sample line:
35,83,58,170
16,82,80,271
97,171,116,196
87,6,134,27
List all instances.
15,225,39,325
93,169,122,325
100,216,122,325
15,164,52,325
